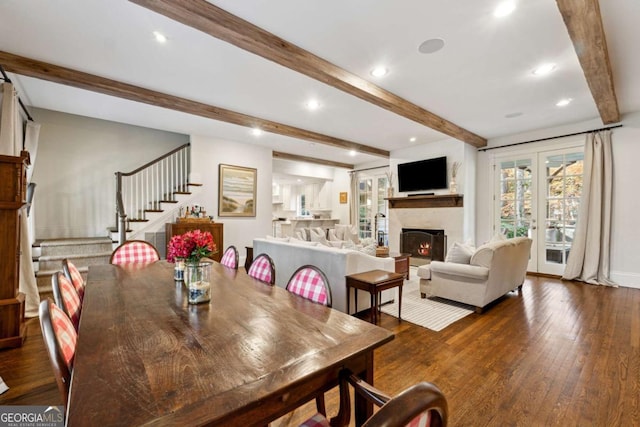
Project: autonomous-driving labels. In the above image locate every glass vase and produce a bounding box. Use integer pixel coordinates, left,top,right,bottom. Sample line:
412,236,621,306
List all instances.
184,261,211,304
174,257,185,281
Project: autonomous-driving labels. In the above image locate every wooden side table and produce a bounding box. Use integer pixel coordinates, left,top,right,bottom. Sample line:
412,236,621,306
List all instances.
390,252,411,280
346,269,405,324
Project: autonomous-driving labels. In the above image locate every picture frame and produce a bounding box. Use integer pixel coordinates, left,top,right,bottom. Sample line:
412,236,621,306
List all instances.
218,164,257,217
339,192,348,204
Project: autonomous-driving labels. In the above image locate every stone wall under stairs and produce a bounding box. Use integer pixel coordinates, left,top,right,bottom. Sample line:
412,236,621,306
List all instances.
34,237,114,295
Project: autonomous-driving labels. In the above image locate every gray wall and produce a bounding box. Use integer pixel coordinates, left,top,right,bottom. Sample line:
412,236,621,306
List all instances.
30,108,189,239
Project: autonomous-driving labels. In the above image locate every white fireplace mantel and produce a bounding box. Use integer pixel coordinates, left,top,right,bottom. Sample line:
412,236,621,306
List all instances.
387,197,464,255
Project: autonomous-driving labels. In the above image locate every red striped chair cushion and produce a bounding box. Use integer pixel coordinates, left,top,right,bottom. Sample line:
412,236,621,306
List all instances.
407,411,432,427
287,267,329,306
298,413,330,427
59,274,81,331
67,261,85,301
111,241,160,265
49,301,78,370
220,247,237,269
247,255,273,284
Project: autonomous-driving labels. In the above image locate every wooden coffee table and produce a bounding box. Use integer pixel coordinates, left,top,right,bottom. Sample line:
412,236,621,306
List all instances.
346,269,405,324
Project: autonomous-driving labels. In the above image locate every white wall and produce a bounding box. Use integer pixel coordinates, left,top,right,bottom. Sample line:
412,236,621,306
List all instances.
476,112,640,288
390,138,475,243
189,135,273,262
30,108,189,239
331,168,351,224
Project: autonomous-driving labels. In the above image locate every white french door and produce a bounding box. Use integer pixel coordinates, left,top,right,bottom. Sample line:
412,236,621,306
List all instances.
494,147,584,275
357,174,388,242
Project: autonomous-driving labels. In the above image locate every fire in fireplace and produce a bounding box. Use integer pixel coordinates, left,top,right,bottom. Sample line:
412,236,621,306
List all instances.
400,228,446,265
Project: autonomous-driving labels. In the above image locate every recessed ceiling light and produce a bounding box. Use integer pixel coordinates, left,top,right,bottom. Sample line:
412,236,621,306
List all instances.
305,99,320,110
532,63,556,76
370,66,388,78
153,31,167,43
349,150,357,157
494,1,516,18
409,137,417,142
251,128,263,136
418,38,445,54
556,98,572,107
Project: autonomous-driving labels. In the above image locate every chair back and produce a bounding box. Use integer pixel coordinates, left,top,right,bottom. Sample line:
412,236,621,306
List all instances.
110,240,160,265
286,265,332,307
39,299,77,404
52,271,82,331
62,259,85,301
247,253,276,285
220,245,239,269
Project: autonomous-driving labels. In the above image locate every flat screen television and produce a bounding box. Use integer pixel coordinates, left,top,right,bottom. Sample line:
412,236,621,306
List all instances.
397,156,448,192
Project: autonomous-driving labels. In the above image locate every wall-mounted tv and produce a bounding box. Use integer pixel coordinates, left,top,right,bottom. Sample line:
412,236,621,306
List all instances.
397,156,448,192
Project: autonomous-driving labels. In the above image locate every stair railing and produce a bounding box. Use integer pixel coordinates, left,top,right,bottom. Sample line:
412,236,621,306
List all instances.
115,143,191,243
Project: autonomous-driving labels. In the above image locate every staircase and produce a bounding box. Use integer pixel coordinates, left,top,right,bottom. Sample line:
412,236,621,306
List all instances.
33,143,201,297
112,142,201,245
34,237,114,295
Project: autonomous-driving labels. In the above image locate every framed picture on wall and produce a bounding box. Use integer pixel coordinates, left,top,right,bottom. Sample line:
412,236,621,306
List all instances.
339,192,348,204
218,164,257,217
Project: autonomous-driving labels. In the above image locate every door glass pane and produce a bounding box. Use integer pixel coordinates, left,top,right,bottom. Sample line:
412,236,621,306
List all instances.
358,178,372,239
376,177,388,245
499,159,532,238
543,152,584,264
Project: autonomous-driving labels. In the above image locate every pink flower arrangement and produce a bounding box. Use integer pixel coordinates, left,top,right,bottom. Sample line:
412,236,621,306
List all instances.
167,229,216,263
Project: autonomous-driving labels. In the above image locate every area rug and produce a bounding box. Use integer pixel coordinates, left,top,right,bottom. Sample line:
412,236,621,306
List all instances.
380,268,474,331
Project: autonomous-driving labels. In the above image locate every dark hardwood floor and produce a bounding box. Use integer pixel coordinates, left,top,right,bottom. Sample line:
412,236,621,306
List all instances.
1,275,638,426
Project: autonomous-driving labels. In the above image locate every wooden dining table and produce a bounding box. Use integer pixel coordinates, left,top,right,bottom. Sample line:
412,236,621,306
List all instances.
66,261,394,426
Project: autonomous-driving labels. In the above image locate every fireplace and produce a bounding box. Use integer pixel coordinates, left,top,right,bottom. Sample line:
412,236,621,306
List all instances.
400,228,446,265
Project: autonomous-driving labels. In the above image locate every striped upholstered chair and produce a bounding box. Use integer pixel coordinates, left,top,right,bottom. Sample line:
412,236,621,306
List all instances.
247,253,275,285
220,245,239,270
110,240,160,265
62,258,85,302
285,265,332,307
39,299,78,404
299,369,448,427
51,271,82,331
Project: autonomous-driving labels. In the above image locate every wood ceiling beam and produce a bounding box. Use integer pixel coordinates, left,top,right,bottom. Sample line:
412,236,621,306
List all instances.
273,151,354,170
129,0,487,148
0,51,389,158
556,0,620,124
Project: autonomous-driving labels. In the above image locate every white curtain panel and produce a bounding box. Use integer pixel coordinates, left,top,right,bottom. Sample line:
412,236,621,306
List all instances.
19,211,40,317
25,121,41,245
349,171,357,226
24,121,40,182
0,82,20,155
562,130,616,286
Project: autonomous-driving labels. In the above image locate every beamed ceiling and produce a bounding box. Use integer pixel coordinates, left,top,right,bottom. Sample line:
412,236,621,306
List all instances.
0,0,636,167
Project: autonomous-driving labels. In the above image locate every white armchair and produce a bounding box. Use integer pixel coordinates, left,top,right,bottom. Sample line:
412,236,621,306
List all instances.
417,237,532,313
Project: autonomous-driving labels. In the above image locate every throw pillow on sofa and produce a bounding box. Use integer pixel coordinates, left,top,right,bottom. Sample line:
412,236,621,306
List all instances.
309,228,330,246
445,241,475,264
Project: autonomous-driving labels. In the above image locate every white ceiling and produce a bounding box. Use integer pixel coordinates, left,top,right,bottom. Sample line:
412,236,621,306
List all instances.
0,0,638,166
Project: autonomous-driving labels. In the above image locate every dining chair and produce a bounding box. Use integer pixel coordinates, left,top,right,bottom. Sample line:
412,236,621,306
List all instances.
285,265,332,307
285,265,332,418
299,369,448,427
110,240,160,265
62,258,85,302
51,271,82,331
39,299,78,405
220,245,239,270
247,253,276,285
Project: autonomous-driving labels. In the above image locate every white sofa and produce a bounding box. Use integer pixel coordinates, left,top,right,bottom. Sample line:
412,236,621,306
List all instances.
253,237,395,313
417,237,532,313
